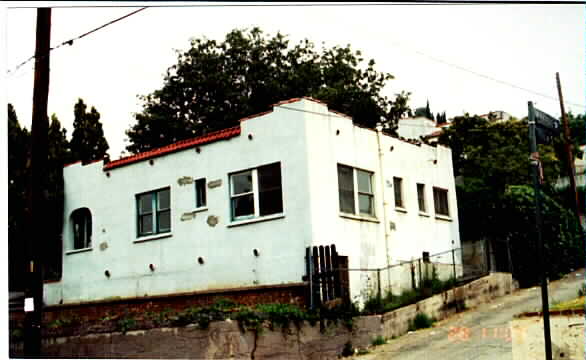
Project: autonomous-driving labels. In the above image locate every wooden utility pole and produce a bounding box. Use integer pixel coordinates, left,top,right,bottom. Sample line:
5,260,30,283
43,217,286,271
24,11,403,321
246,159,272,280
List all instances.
556,72,580,220
24,8,51,357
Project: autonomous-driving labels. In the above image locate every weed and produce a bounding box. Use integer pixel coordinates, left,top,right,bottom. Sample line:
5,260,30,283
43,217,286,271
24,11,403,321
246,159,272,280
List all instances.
255,303,305,330
408,313,435,331
362,272,457,315
116,317,137,334
232,307,264,334
371,335,386,346
10,328,24,341
318,301,360,331
48,317,78,329
341,341,354,357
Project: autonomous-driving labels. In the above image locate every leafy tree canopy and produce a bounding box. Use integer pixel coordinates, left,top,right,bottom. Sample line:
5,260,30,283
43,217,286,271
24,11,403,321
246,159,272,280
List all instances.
567,112,585,147
437,114,560,192
8,105,72,287
70,98,109,164
126,27,411,153
500,185,584,287
413,100,433,120
438,113,584,286
8,104,30,290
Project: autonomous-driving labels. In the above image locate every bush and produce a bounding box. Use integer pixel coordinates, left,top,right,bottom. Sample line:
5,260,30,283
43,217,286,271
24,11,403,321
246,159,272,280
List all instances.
255,303,305,330
341,341,354,357
371,335,386,346
408,313,435,331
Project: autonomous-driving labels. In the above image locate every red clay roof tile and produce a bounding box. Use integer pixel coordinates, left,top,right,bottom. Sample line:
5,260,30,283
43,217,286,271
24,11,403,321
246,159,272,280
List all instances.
101,97,340,171
103,126,241,171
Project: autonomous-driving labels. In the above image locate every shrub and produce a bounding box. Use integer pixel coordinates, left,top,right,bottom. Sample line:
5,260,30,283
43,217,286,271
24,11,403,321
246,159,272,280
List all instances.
116,317,137,334
255,303,305,330
408,313,435,331
371,335,386,346
341,341,354,357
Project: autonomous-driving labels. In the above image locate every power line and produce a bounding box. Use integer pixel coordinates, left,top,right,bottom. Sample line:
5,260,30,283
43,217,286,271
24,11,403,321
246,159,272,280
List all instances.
386,40,586,111
7,3,584,113
7,1,586,9
6,7,148,76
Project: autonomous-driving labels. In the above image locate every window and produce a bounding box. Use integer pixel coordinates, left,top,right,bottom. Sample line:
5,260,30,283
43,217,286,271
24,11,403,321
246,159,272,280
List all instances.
195,178,206,208
71,208,92,250
337,164,375,217
417,183,426,213
393,177,404,208
230,162,283,221
137,188,171,237
433,187,450,217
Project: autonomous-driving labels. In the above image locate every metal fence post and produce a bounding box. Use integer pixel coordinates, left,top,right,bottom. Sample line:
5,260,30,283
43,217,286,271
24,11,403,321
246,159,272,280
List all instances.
377,268,381,301
410,262,416,290
452,248,456,281
308,248,314,310
418,259,422,288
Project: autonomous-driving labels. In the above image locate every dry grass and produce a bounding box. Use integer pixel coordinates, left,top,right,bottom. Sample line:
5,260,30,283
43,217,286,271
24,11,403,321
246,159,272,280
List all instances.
550,296,585,311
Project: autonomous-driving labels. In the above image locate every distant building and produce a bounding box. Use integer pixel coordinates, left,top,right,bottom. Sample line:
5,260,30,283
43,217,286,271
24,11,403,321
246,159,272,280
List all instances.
479,111,513,123
397,116,437,141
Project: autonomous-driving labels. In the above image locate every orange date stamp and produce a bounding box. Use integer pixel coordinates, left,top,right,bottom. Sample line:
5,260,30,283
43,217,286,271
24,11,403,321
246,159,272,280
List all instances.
448,326,512,343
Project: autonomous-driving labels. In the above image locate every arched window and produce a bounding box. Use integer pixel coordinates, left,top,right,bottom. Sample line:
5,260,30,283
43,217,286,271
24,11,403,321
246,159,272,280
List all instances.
71,208,92,250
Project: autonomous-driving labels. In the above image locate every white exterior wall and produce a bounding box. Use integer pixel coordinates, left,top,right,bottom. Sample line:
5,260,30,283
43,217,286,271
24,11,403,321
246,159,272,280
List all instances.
303,103,461,303
45,104,315,306
45,98,461,306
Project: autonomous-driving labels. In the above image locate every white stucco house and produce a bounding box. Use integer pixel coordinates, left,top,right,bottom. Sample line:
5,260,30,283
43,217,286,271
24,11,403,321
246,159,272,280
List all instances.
44,97,461,307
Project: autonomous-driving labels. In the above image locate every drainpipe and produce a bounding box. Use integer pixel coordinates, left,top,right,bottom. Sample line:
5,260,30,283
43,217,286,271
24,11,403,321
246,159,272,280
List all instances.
376,124,392,289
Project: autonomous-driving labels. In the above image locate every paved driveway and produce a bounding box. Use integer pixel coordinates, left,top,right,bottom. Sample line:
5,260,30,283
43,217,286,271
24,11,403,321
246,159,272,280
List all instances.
352,270,584,360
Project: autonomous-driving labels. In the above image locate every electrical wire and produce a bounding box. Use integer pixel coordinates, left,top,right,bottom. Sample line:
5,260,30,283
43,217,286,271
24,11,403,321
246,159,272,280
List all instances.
6,3,584,115
6,7,148,76
7,1,586,9
386,39,586,110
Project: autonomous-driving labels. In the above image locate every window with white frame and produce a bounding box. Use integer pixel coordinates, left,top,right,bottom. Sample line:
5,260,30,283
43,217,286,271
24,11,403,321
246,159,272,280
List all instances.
337,164,375,217
195,178,206,208
136,188,171,237
417,183,426,213
230,162,283,221
393,177,404,209
433,187,450,217
71,208,92,250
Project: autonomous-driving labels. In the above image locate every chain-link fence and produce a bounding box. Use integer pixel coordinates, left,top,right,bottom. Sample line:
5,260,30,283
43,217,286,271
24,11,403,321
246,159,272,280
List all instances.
305,245,490,309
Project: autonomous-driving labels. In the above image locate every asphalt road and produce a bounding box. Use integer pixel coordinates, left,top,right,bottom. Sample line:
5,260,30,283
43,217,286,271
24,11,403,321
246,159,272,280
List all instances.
351,269,585,360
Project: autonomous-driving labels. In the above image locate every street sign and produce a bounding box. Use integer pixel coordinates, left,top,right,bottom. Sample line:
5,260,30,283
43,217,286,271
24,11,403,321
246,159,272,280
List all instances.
534,107,561,145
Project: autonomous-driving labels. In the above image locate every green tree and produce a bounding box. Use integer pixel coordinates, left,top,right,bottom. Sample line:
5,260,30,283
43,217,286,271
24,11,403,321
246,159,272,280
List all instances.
413,100,434,120
70,98,109,164
8,106,72,287
126,27,411,153
438,115,559,185
43,114,71,280
436,111,447,125
438,114,582,286
8,104,30,291
501,186,584,287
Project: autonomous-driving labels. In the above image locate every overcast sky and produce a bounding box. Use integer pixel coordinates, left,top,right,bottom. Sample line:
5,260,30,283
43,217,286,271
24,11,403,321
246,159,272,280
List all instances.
3,1,585,158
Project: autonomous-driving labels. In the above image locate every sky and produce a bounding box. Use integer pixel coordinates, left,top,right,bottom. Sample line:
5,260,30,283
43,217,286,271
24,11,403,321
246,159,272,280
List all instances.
2,1,585,159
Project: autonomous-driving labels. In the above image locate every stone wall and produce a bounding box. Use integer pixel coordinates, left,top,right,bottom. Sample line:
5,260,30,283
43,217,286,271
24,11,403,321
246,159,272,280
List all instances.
10,272,516,359
511,310,585,360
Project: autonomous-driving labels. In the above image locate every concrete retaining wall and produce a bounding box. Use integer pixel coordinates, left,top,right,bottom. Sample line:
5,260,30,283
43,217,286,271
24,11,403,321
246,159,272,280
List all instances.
10,272,515,359
511,310,585,360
